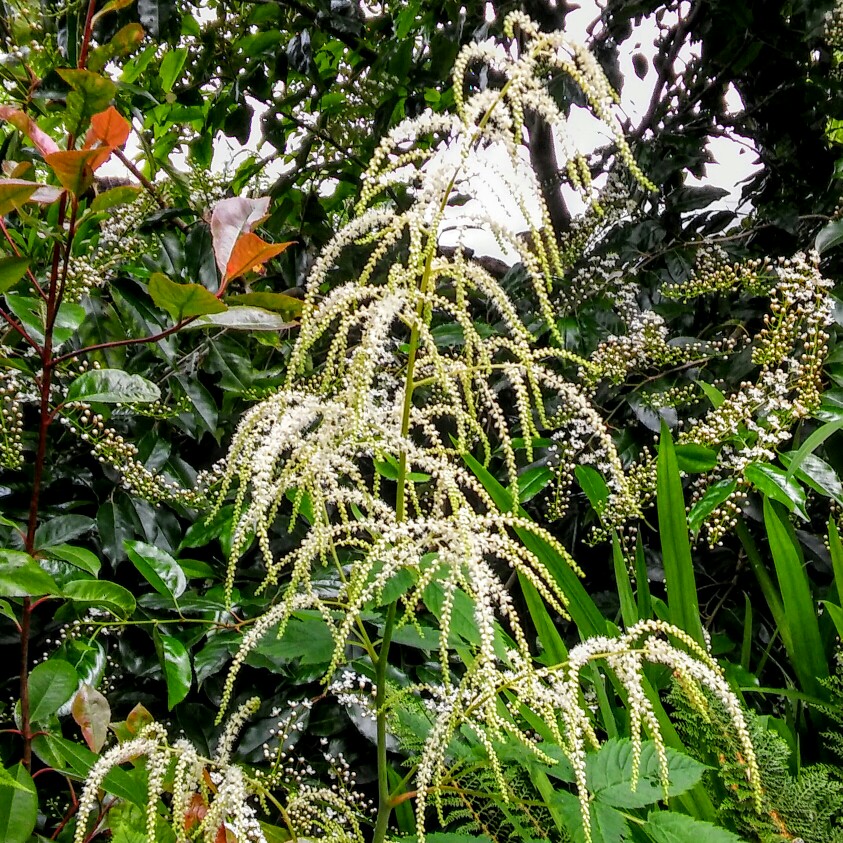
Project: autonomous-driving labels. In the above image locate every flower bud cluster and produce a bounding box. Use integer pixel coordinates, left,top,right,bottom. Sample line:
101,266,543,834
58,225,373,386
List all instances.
0,369,23,469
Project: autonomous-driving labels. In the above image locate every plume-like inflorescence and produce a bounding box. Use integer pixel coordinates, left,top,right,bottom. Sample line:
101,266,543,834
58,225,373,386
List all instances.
200,11,765,842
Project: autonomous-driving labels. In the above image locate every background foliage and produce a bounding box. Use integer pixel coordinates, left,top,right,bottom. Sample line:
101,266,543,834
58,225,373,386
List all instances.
2,0,843,842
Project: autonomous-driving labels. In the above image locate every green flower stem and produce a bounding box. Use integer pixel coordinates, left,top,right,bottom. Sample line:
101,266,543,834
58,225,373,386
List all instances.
373,600,398,843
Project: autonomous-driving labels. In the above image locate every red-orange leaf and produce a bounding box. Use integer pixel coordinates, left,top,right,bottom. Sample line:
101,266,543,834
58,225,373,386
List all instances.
224,233,294,282
84,106,130,149
0,107,59,157
183,793,208,834
45,149,110,194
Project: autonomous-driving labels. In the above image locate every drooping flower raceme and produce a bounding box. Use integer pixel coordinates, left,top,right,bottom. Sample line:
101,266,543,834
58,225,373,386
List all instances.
196,12,766,843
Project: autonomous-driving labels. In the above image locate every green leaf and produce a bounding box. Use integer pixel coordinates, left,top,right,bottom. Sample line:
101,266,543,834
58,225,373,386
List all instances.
225,291,304,318
830,519,843,602
0,550,60,596
779,451,843,506
687,479,737,536
516,466,553,502
149,272,227,321
0,257,30,295
784,420,843,479
612,534,637,628
66,369,160,404
124,540,187,603
28,659,79,722
186,305,295,331
816,218,843,254
249,614,335,668
159,47,188,93
179,504,234,550
575,465,610,512
763,497,828,697
63,579,136,617
551,789,629,843
657,423,704,644
45,735,146,806
586,738,707,808
0,764,37,843
91,185,141,212
745,462,808,520
44,544,100,576
698,381,725,408
645,811,742,843
154,630,191,709
57,69,117,131
0,765,31,793
672,443,717,473
34,514,94,548
465,451,606,638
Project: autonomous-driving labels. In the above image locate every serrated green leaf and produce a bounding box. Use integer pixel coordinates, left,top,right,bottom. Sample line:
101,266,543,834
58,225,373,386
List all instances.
91,184,141,212
65,369,160,404
34,514,94,549
45,734,146,806
225,291,304,317
645,811,742,843
587,738,707,808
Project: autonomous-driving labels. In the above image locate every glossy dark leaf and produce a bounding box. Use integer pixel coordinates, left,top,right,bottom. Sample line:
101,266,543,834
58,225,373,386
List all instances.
124,540,187,602
28,659,79,723
63,579,136,617
66,369,160,404
154,630,192,709
0,765,37,843
0,551,60,597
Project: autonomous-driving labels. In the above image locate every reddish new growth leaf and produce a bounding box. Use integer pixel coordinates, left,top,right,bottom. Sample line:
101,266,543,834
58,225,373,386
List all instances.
210,196,272,275
71,684,111,753
45,149,108,196
224,232,294,282
183,793,209,835
0,106,59,157
84,106,131,150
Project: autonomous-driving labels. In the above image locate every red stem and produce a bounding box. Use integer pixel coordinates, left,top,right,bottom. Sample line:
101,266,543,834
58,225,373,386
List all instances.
51,315,198,367
18,598,31,768
77,0,98,70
